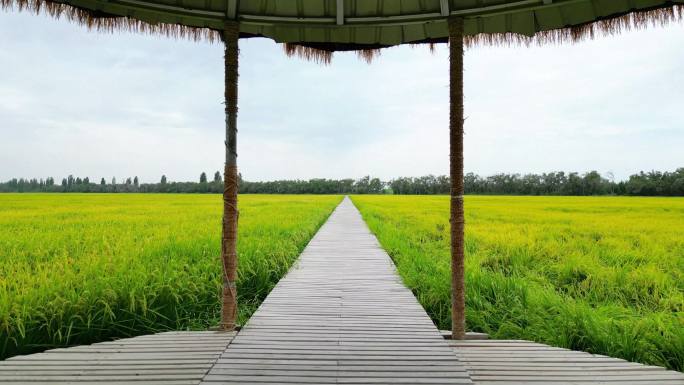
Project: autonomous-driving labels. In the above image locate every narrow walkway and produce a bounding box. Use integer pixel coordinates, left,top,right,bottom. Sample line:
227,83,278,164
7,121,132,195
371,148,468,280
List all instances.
201,197,472,384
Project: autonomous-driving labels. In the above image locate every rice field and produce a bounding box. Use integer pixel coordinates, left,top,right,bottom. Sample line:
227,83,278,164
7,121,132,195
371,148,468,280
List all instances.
350,195,684,371
2,193,683,371
0,193,342,359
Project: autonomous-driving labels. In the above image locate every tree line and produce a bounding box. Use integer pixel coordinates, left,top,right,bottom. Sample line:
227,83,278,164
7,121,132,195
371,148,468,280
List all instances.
1,169,683,196
391,169,684,196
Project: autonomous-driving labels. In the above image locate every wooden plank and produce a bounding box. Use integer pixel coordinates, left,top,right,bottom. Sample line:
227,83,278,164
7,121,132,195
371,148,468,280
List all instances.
448,339,684,384
0,382,199,385
0,332,234,384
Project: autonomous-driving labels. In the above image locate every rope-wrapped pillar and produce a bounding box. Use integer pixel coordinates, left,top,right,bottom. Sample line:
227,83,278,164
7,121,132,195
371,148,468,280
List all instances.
221,21,239,331
448,16,466,340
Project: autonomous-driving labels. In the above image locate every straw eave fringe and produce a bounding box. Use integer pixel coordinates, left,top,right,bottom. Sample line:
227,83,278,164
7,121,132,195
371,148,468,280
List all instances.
464,4,684,48
2,0,682,62
0,0,221,42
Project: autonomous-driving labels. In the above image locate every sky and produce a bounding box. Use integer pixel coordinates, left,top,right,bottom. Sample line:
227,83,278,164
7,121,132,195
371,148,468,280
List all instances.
0,10,682,183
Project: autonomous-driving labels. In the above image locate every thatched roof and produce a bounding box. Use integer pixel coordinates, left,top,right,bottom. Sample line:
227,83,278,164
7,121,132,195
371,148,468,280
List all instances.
2,0,682,62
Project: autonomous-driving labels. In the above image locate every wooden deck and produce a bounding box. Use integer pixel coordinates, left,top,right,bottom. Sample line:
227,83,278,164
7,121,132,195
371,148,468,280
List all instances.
449,339,684,384
0,331,235,384
2,197,683,384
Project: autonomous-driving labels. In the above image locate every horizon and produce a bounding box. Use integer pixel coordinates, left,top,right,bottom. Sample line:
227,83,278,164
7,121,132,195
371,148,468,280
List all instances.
1,11,683,184
3,167,682,185
3,166,682,185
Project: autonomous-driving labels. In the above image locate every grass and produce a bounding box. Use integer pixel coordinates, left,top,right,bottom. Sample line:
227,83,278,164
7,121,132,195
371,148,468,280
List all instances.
0,193,342,359
350,195,684,371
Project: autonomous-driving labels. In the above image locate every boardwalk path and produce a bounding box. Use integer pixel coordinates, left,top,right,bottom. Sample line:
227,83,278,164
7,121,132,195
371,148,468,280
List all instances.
200,197,472,384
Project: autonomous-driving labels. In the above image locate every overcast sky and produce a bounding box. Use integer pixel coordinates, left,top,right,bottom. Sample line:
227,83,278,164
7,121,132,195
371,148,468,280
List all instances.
0,10,682,183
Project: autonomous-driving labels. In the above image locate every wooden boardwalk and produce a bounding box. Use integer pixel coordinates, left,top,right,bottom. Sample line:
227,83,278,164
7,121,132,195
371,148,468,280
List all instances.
449,339,684,385
201,197,472,384
2,197,683,384
0,331,235,384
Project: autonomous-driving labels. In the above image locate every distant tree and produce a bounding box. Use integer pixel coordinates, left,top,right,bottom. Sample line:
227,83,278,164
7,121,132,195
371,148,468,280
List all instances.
125,177,132,185
582,171,608,195
200,172,208,184
368,178,383,194
100,178,106,186
355,176,370,194
565,173,582,195
214,171,222,183
133,176,139,187
160,175,167,185
83,177,90,185
672,171,684,196
112,177,117,185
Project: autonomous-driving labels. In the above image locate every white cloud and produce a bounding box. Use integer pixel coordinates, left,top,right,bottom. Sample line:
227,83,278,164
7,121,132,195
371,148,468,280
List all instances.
0,10,682,183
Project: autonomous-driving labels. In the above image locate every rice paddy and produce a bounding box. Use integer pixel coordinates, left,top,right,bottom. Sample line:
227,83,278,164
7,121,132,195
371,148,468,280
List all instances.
2,193,682,371
350,195,684,371
0,193,342,359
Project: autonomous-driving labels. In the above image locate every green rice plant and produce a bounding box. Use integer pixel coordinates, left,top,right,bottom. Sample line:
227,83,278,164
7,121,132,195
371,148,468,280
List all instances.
351,195,684,371
0,193,341,359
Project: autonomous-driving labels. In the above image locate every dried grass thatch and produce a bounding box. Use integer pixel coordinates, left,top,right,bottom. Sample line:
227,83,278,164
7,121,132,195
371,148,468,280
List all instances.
286,4,683,63
1,0,682,63
283,44,334,65
464,3,684,47
283,43,384,64
0,0,221,42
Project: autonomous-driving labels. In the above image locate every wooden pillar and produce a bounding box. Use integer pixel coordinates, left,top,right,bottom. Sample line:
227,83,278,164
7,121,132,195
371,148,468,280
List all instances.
448,16,466,340
220,21,239,331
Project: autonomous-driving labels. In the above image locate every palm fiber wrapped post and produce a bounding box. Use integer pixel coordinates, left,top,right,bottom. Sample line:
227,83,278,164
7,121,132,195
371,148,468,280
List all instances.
448,16,466,340
220,21,239,331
